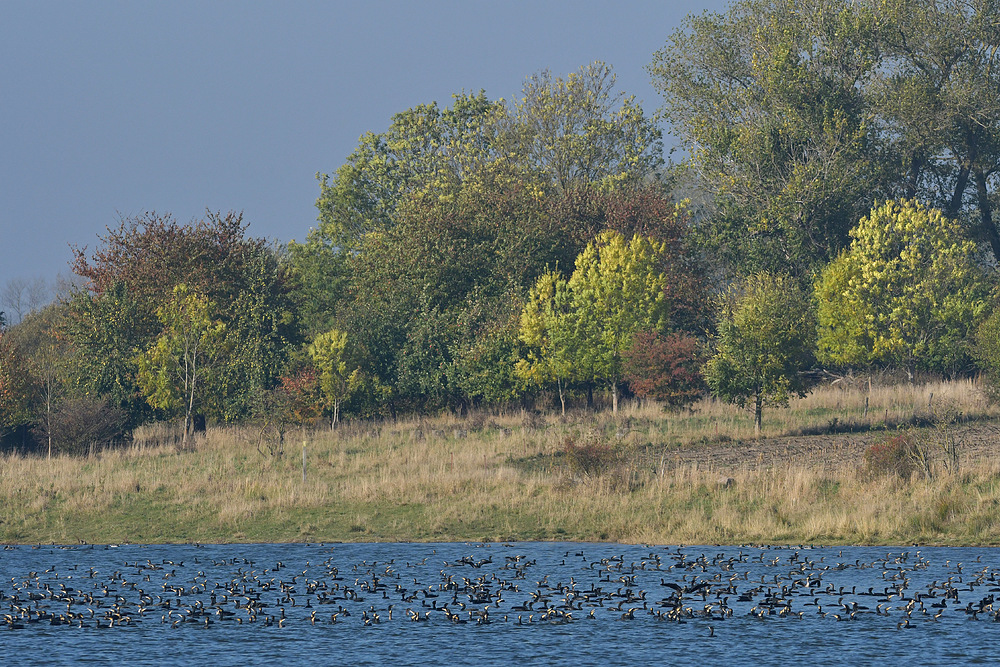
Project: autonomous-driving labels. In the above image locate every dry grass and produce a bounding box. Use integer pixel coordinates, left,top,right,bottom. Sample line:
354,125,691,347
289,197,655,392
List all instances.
2,377,1000,545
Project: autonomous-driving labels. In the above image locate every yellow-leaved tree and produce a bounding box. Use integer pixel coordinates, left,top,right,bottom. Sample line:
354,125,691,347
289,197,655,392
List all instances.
308,328,360,428
816,199,990,377
517,231,671,413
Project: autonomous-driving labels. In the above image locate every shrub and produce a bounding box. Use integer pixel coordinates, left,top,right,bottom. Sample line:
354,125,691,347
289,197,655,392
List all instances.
35,396,129,455
974,306,1000,403
862,433,918,480
562,432,618,476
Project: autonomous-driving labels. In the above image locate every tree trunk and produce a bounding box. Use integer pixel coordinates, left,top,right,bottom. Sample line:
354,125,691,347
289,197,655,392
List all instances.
586,384,594,411
974,169,1000,263
905,154,924,199
46,383,52,460
611,380,619,414
754,393,763,438
557,378,565,416
948,163,971,217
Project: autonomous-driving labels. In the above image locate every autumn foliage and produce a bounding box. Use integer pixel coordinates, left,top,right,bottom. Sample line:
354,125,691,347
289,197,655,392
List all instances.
623,331,705,408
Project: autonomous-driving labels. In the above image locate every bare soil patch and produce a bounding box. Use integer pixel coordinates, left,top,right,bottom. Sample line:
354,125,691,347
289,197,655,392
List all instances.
657,421,1000,473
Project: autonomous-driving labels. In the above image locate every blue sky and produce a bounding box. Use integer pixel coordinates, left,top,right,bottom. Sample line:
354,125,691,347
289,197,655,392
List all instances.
1,0,728,295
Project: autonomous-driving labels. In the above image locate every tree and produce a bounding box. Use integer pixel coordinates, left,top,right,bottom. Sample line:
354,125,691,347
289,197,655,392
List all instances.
515,270,577,414
70,211,298,424
568,231,672,413
816,199,990,375
517,232,674,414
136,284,227,447
7,304,71,458
652,0,1000,274
308,328,359,428
65,281,155,425
1,277,49,325
974,306,1000,402
623,331,705,409
338,178,568,412
313,92,508,252
309,63,662,254
0,330,34,437
705,273,816,435
503,61,663,191
877,0,1000,261
278,366,325,426
650,0,883,277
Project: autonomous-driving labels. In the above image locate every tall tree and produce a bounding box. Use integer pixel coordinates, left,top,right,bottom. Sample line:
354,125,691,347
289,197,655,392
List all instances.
312,92,508,253
308,328,359,428
518,232,675,414
308,62,662,255
6,304,71,458
568,231,672,413
650,0,885,276
515,270,577,414
65,281,155,425
653,0,1000,271
70,211,297,423
503,61,663,191
0,330,35,438
878,0,1000,260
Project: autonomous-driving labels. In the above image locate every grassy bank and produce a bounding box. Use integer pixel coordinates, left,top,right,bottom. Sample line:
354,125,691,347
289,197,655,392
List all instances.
3,378,1000,545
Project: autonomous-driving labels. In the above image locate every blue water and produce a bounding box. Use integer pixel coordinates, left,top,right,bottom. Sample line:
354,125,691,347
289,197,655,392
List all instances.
1,542,996,665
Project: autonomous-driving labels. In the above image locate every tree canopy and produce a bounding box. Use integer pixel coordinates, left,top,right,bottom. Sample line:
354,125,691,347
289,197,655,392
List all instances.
650,0,1000,275
816,199,990,374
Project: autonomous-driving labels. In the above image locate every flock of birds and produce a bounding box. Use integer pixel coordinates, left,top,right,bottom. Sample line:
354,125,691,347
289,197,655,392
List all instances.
2,543,999,635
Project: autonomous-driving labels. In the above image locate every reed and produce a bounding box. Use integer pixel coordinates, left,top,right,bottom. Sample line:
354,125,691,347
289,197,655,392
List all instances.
2,378,1000,545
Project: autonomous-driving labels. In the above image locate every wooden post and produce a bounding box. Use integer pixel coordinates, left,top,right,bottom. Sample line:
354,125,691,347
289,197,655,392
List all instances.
302,442,307,483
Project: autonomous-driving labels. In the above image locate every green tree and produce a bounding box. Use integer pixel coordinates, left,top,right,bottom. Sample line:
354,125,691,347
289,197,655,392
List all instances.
705,273,816,435
6,304,71,458
504,61,663,191
137,284,227,447
816,199,990,375
650,0,884,276
70,211,298,424
0,329,35,437
444,292,523,409
313,92,508,252
517,232,674,414
308,63,662,257
65,281,155,425
308,328,359,428
652,0,1000,273
974,306,1000,402
877,0,1000,261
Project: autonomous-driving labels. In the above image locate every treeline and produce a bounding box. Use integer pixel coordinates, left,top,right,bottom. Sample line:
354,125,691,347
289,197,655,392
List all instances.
4,0,1000,453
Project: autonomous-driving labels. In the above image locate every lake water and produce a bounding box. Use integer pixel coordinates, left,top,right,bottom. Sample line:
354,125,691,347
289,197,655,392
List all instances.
1,542,996,665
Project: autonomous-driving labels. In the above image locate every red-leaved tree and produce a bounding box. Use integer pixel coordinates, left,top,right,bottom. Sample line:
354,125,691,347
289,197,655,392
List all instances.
623,330,705,409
